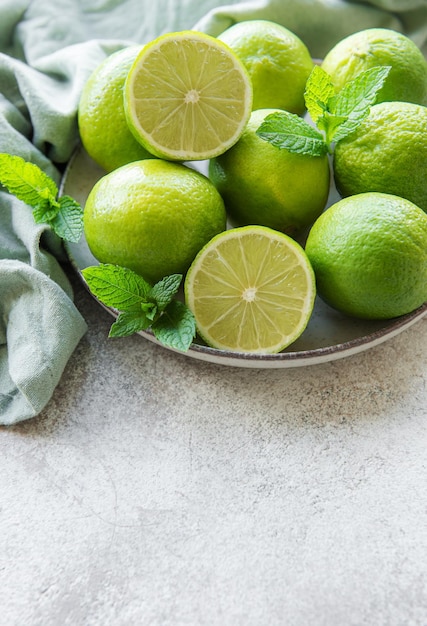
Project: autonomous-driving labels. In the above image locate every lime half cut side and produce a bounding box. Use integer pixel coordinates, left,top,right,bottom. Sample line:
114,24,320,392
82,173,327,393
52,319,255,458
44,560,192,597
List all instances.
124,31,253,161
184,226,316,353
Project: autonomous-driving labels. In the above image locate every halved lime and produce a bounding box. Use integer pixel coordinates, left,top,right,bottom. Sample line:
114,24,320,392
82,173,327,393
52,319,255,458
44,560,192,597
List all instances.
184,226,316,353
124,31,253,161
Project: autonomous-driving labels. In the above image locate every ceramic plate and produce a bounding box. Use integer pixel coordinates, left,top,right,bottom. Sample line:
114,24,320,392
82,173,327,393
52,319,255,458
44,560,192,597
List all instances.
60,145,427,368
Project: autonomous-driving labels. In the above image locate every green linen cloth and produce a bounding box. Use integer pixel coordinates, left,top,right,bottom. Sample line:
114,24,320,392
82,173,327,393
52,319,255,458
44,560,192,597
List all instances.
1,0,426,425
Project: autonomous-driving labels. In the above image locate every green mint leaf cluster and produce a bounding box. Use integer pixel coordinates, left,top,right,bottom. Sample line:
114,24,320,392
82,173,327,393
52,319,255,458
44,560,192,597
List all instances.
256,65,391,156
82,264,196,352
0,153,83,243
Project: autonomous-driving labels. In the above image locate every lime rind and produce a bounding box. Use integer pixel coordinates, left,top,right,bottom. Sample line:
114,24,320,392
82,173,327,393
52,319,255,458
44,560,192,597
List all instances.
83,159,227,285
305,192,427,319
218,19,314,113
184,225,316,353
321,28,427,106
124,31,253,161
78,45,153,172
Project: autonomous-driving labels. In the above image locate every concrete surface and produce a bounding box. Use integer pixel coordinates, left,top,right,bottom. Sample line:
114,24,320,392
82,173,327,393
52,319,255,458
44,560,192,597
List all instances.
1,264,427,626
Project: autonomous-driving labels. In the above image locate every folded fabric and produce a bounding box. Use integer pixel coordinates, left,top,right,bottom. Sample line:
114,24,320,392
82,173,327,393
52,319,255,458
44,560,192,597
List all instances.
1,0,426,425
195,0,427,58
0,259,88,424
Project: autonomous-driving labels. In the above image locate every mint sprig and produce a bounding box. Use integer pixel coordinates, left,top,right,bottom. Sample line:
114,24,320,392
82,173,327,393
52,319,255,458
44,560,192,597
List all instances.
254,111,328,156
82,264,196,352
0,153,83,243
329,66,391,143
0,153,196,351
256,65,391,155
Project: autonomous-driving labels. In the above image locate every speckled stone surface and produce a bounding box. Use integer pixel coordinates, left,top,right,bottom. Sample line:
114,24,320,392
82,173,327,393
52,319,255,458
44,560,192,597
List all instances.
1,264,427,626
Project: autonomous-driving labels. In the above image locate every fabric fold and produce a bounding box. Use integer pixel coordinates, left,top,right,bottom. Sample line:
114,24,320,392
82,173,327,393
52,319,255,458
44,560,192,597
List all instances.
193,0,427,58
0,259,87,425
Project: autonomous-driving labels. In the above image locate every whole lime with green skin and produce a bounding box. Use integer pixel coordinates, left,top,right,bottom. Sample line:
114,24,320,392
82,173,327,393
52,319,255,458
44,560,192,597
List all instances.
333,101,427,213
218,19,314,113
209,108,330,236
321,28,427,106
84,159,227,285
305,192,427,320
78,46,153,172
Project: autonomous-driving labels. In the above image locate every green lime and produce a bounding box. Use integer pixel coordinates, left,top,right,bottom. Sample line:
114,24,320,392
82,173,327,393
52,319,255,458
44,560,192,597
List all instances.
333,101,427,212
124,31,252,161
321,28,427,105
78,46,153,172
184,225,316,353
305,192,427,319
209,108,330,236
84,159,226,284
218,20,314,113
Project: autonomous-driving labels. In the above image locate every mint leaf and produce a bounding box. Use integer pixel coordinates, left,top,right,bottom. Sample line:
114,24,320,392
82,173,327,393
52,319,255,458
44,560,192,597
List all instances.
50,195,84,243
304,65,336,123
32,200,60,224
0,153,85,243
152,300,196,352
82,264,152,312
0,153,58,206
330,65,391,143
302,65,392,148
140,301,158,321
333,65,391,117
109,310,153,338
316,110,348,138
256,111,328,156
150,273,182,312
83,263,195,351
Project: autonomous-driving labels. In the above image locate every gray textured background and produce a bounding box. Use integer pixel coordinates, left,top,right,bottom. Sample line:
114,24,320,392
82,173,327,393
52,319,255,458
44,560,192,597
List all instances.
1,266,426,625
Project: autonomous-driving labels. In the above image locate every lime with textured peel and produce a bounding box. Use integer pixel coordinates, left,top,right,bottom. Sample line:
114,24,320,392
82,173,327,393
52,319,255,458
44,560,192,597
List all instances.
184,225,316,353
305,192,427,319
333,101,427,213
84,159,226,285
124,31,252,161
78,46,154,172
321,28,427,106
218,20,314,113
209,108,330,236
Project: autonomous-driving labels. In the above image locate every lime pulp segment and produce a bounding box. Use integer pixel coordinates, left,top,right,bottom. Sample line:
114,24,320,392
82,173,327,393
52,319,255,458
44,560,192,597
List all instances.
124,31,253,160
184,226,316,353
